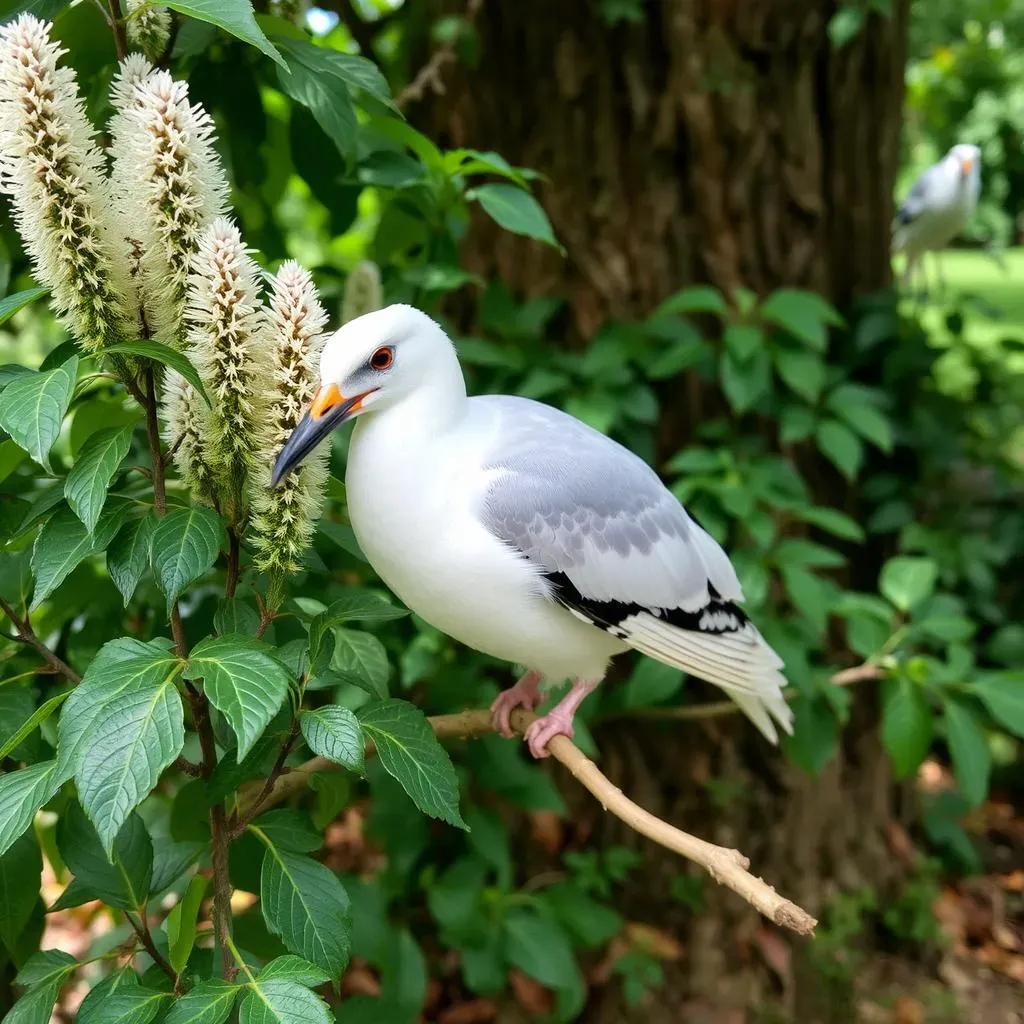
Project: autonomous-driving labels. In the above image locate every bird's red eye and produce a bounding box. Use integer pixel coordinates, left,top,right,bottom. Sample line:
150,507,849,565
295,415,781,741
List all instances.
369,347,393,371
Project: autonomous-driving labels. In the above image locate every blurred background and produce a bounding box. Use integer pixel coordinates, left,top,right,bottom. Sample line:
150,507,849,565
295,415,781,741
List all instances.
1,0,1023,1021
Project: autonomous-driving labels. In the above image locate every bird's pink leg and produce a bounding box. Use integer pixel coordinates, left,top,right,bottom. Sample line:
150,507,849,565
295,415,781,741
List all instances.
490,669,542,738
524,678,598,759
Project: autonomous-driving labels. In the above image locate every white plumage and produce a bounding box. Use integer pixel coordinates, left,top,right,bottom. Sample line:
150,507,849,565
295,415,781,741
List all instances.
893,143,981,294
272,305,793,757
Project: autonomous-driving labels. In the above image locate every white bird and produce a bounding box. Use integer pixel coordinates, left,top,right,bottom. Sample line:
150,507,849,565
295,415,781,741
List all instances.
893,143,981,296
271,305,793,758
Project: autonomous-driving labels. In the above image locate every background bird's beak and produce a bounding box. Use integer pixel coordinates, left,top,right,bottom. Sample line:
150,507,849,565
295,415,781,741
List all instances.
961,156,974,174
270,385,369,486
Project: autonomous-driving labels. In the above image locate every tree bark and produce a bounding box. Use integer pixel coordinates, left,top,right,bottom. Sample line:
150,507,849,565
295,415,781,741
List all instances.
409,0,911,1015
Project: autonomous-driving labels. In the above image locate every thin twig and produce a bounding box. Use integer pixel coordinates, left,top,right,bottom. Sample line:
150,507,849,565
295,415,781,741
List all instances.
225,527,240,600
173,755,202,777
229,720,300,838
107,0,128,60
394,0,482,110
125,912,177,986
0,598,81,685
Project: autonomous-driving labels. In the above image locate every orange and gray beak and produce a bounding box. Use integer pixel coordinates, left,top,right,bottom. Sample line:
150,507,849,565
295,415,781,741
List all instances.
270,384,371,486
961,155,974,175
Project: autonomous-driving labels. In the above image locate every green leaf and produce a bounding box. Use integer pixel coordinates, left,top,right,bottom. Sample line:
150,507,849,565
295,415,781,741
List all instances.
781,696,840,775
5,950,78,1024
275,42,357,156
166,874,208,975
313,590,409,629
618,660,683,710
256,956,331,987
64,425,134,533
31,500,129,609
151,507,224,614
774,539,846,570
943,699,990,807
274,34,395,108
773,348,826,402
0,761,64,859
108,514,155,606
829,396,894,453
0,691,70,762
759,289,841,350
251,810,321,855
778,404,817,444
791,505,865,542
470,183,560,250
161,0,284,66
214,597,260,636
723,323,763,361
829,5,865,48
882,679,934,779
0,356,77,470
238,978,332,1024
101,341,210,407
358,699,465,828
654,286,729,319
880,555,938,612
331,627,389,699
62,644,184,855
503,909,581,992
163,980,240,1024
300,706,364,773
973,672,1024,738
815,419,863,480
720,347,771,413
780,566,830,634
259,846,351,978
184,635,290,760
56,803,153,912
0,286,48,325
0,831,41,957
75,986,170,1024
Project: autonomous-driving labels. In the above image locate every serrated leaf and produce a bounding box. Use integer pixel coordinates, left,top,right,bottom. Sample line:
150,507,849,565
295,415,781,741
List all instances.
331,628,389,698
0,286,48,326
943,699,991,807
0,760,65,859
358,700,465,828
880,555,938,612
151,507,224,614
184,635,290,760
151,837,205,896
815,419,863,480
300,707,364,773
774,348,826,402
973,671,1024,738
258,846,351,978
759,289,841,350
275,40,357,156
161,0,284,66
108,515,155,606
62,645,184,855
238,978,332,1024
470,183,560,250
64,425,134,533
31,500,129,609
0,691,69,762
163,980,240,1024
256,955,331,987
0,356,77,470
654,285,729,319
166,874,208,975
214,597,260,636
251,809,321,855
882,679,933,779
0,831,41,956
56,804,153,912
5,949,77,1024
75,986,171,1024
101,341,210,407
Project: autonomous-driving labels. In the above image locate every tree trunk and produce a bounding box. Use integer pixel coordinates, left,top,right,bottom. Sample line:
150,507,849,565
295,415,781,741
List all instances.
409,1,911,1017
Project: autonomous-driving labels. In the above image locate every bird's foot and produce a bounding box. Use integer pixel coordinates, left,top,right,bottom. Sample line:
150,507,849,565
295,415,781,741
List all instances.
490,670,542,738
524,709,576,760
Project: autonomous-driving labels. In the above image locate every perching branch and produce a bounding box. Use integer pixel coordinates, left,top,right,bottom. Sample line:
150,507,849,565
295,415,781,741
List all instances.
125,912,177,987
107,0,128,61
0,598,81,685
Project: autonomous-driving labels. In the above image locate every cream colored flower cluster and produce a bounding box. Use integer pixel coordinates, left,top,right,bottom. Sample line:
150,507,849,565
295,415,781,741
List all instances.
0,14,333,586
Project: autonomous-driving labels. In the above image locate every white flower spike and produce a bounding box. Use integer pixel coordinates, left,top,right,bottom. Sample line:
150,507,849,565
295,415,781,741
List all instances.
162,369,220,505
0,15,133,352
249,260,329,583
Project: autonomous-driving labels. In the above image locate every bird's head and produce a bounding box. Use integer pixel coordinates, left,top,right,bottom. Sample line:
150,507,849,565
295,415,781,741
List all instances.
950,143,981,180
270,303,454,486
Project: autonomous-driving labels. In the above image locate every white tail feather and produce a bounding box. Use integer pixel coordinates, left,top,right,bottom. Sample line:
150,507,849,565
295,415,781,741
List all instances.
623,613,793,744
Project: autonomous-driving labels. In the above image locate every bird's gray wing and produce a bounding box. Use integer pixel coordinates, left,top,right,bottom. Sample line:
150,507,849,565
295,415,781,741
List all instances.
475,395,744,619
895,163,945,227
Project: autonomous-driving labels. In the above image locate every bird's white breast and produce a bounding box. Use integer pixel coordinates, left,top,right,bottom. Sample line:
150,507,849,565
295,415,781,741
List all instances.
344,403,622,682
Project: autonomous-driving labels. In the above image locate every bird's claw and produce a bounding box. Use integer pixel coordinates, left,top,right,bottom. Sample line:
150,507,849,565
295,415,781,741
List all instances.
490,674,541,737
524,713,575,759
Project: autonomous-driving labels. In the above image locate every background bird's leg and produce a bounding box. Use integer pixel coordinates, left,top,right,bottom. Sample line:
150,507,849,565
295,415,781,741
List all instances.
490,668,543,737
935,250,948,297
524,677,599,759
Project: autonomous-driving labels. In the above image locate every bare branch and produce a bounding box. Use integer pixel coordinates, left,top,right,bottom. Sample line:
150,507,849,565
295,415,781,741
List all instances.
0,598,81,685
